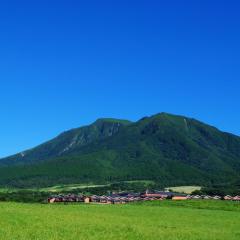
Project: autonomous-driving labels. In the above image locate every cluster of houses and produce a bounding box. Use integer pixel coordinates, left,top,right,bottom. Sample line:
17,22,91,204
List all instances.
47,190,240,204
48,194,84,203
47,191,171,204
223,195,240,201
186,195,240,201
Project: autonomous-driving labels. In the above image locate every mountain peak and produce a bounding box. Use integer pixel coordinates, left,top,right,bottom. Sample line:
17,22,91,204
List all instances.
93,118,132,125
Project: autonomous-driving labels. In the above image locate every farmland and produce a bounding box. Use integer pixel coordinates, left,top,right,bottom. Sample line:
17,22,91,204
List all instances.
166,186,202,194
0,200,239,240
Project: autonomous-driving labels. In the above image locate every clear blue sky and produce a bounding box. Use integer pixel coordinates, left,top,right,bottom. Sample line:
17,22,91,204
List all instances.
0,0,239,158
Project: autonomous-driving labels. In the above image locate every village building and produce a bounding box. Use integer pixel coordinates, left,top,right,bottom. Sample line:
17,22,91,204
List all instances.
172,196,188,200
224,195,233,200
232,196,240,201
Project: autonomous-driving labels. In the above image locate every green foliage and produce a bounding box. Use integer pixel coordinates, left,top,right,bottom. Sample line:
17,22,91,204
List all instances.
193,182,240,196
0,190,49,203
0,113,240,188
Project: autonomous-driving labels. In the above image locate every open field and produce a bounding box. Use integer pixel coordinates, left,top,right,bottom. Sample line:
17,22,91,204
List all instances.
0,184,109,193
39,180,155,192
0,200,239,240
166,186,202,194
38,183,110,192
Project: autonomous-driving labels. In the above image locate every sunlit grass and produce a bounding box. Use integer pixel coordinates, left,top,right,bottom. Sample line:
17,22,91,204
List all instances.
0,200,239,240
166,186,201,194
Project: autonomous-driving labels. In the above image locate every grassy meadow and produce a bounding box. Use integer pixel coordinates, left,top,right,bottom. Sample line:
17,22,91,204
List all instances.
38,180,154,192
166,186,202,194
0,200,239,240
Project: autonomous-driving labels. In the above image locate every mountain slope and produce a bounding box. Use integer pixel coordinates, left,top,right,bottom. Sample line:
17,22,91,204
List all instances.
0,113,240,188
0,118,131,166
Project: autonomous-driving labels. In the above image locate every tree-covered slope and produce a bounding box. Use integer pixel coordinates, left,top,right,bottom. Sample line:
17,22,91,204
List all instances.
0,118,131,166
0,113,239,188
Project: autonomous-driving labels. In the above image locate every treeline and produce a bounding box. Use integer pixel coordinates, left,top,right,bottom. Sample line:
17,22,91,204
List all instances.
0,191,50,203
193,182,240,196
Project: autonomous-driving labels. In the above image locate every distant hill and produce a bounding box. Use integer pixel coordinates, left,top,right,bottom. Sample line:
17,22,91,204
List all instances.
0,113,240,188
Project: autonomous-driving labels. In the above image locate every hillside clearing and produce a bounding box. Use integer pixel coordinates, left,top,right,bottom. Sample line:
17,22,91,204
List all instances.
166,186,201,194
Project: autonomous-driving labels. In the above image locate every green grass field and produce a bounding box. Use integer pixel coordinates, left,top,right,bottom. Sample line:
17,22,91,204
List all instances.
0,200,239,240
166,186,202,194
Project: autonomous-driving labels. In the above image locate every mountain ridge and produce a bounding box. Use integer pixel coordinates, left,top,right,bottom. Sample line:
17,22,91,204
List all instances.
0,112,239,188
0,118,132,166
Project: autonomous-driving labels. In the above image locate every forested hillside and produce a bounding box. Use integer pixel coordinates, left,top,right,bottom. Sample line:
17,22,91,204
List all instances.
0,113,239,188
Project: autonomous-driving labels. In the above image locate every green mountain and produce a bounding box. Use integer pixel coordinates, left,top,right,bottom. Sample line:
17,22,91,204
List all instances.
0,113,240,188
0,118,131,166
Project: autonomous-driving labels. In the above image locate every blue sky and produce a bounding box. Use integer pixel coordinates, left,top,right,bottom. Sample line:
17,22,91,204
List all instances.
0,0,239,158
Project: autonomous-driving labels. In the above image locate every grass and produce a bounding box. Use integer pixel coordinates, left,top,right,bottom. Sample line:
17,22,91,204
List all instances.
0,188,17,193
1,183,111,193
38,183,110,192
166,186,202,194
0,200,239,240
0,183,108,193
138,199,240,212
39,180,155,192
0,180,155,193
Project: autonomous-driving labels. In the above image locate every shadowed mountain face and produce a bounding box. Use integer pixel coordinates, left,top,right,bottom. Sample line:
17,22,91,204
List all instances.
0,113,240,188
